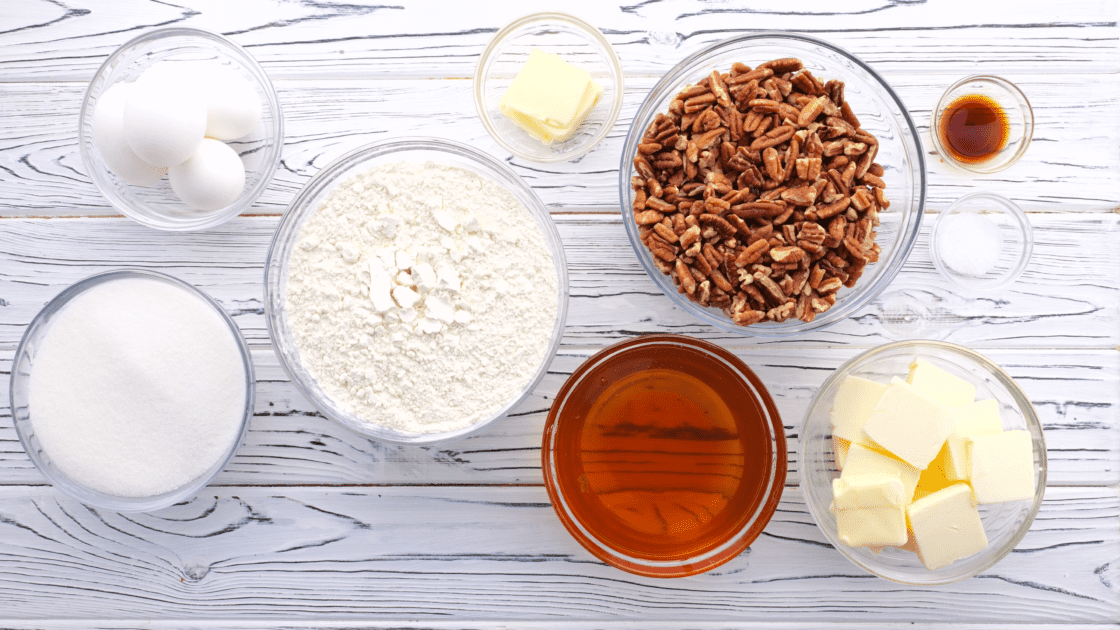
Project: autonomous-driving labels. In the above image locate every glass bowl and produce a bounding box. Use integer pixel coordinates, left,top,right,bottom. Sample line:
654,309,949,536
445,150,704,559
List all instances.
542,334,786,578
930,192,1033,291
799,340,1047,584
620,33,926,338
931,76,1033,174
474,12,624,163
78,27,283,231
265,137,569,446
10,269,255,513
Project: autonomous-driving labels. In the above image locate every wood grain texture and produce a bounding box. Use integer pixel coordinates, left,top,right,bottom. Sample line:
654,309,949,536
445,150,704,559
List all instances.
0,215,1114,351
0,486,1114,621
2,626,1118,630
1,345,1115,487
0,0,1116,82
2,74,1118,217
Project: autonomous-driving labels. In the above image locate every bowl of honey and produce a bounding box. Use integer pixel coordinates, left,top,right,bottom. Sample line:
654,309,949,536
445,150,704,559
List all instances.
931,75,1033,174
541,334,786,578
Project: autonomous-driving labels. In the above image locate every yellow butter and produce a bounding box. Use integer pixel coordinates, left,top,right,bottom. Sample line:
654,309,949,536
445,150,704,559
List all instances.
863,377,956,470
829,375,888,446
832,474,907,510
841,442,921,499
913,446,961,501
967,430,1035,504
907,483,988,570
942,398,1004,480
499,48,602,144
837,504,908,547
907,358,976,407
833,436,850,471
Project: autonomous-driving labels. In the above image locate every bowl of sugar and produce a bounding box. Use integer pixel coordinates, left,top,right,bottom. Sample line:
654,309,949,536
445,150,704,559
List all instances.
10,269,254,512
930,192,1032,291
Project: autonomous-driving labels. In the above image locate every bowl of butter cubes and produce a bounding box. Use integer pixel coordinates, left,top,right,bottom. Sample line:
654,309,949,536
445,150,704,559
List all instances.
799,340,1046,584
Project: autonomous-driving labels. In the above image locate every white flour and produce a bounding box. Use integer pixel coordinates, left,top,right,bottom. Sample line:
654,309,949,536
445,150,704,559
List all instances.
285,161,559,434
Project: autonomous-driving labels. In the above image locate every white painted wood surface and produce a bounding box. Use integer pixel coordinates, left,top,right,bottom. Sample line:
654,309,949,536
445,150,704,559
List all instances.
0,0,1117,626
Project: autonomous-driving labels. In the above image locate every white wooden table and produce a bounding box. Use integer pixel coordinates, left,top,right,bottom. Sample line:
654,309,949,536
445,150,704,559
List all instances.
1,1,1118,628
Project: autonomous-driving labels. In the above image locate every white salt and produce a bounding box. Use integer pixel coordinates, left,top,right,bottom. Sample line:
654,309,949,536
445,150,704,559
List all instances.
937,212,1002,277
28,277,246,498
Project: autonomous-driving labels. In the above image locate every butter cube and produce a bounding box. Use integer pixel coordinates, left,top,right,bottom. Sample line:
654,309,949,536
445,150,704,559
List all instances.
942,399,1004,480
907,358,976,407
863,378,956,470
837,505,908,547
832,475,907,510
830,376,888,446
907,483,988,570
833,436,850,471
967,430,1035,504
841,442,920,499
499,48,603,144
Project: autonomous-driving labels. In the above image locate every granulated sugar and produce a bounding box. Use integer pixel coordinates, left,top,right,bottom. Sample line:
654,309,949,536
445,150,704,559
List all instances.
28,277,247,498
937,212,1002,277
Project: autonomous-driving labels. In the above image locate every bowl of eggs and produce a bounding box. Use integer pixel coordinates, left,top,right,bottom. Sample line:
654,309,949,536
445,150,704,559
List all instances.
79,27,283,231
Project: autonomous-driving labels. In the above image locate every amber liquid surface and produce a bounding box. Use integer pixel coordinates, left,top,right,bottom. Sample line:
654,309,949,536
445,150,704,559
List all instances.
553,347,773,561
938,94,1009,164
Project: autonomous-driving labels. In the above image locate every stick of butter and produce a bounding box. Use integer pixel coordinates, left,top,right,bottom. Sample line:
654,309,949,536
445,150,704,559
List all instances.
967,430,1036,503
907,483,988,570
841,442,921,499
907,358,976,407
830,375,888,446
942,398,1004,480
863,378,956,470
499,48,603,144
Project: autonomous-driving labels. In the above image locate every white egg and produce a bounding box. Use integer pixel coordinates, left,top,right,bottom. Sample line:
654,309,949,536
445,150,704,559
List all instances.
140,60,262,141
168,138,246,211
90,82,164,186
203,65,262,141
123,79,206,167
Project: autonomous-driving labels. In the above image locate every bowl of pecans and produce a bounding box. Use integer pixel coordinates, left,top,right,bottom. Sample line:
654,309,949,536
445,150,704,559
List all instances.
620,34,926,337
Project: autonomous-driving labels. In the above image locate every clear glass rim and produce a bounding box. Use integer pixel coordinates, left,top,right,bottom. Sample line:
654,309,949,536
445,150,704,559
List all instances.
77,27,284,231
265,136,569,446
797,339,1048,584
930,192,1034,291
542,334,787,578
10,268,255,513
473,11,624,163
618,32,927,338
930,75,1034,175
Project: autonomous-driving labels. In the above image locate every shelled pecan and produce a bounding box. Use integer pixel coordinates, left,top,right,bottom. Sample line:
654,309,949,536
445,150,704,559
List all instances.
631,57,887,325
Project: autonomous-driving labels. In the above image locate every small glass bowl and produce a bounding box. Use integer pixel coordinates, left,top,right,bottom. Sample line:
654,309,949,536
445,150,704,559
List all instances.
474,12,623,163
78,27,283,231
265,137,569,446
10,269,255,513
799,340,1047,584
542,335,786,578
930,192,1033,291
620,33,926,338
931,75,1033,174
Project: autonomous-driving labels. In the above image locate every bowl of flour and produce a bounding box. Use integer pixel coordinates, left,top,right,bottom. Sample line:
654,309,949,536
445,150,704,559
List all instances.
266,137,567,445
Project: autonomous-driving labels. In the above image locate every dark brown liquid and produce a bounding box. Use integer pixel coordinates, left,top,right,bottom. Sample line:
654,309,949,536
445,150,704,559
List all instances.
551,345,774,562
938,94,1009,164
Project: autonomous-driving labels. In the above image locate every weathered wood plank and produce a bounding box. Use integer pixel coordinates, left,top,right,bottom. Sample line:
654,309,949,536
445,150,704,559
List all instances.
0,215,1114,350
1,345,1115,487
2,625,1117,630
0,486,1114,621
1,74,1118,217
0,0,1116,81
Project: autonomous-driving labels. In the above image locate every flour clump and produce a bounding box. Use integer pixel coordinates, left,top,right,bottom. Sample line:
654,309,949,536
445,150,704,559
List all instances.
285,161,559,435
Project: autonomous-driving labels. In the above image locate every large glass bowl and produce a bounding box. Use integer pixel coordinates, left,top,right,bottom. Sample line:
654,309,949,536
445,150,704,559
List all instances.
10,269,255,513
78,27,283,231
799,340,1047,584
542,335,786,578
619,33,926,337
265,137,569,445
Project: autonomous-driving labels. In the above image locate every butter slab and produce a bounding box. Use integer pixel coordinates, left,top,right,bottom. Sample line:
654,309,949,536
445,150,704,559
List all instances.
862,378,956,470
